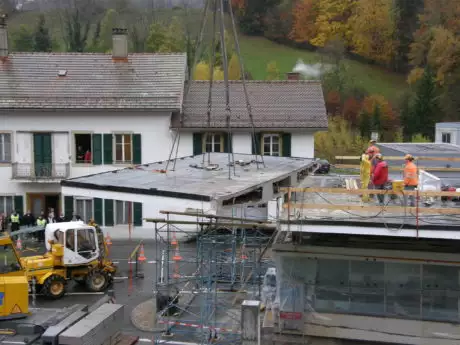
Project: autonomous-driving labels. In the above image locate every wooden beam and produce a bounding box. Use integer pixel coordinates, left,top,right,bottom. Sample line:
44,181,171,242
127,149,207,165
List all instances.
144,218,276,229
336,155,460,162
283,203,460,215
280,187,460,197
333,164,460,172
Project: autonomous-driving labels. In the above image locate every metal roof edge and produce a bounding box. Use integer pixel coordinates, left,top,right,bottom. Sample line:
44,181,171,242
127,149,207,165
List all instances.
60,180,212,202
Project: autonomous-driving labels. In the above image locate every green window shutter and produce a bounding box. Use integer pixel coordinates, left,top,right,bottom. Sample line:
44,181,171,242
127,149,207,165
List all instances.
94,198,103,225
133,134,142,164
14,195,23,215
103,134,113,164
223,133,233,153
43,133,52,164
133,202,143,226
64,196,74,220
251,133,261,155
104,199,114,226
193,133,203,155
92,134,102,165
282,133,292,157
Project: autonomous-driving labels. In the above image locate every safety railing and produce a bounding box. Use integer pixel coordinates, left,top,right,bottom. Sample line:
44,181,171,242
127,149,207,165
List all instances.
12,162,70,180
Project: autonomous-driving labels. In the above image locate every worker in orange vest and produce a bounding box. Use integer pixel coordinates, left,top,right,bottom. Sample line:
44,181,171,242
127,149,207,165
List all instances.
403,154,418,207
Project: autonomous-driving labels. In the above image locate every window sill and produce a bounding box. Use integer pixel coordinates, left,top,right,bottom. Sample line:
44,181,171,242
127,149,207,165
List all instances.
0,162,12,167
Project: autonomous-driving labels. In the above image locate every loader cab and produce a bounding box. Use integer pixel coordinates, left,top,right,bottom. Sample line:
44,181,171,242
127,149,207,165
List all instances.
0,234,23,276
45,223,100,266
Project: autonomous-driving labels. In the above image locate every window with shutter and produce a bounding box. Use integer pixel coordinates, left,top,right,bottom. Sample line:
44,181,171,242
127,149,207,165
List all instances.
13,195,23,215
133,202,143,227
103,134,113,164
193,133,203,155
282,133,292,157
92,134,102,165
133,134,142,164
114,134,133,164
94,198,103,225
104,199,114,226
64,196,74,220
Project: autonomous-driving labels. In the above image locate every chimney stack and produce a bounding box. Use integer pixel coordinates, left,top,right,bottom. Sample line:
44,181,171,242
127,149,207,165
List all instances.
112,28,128,61
286,72,301,81
0,15,8,59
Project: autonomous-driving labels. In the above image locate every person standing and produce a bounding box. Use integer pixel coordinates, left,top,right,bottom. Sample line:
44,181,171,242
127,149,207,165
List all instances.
23,210,35,227
360,151,371,202
403,154,418,207
10,210,20,232
47,208,56,224
36,215,47,243
372,154,389,206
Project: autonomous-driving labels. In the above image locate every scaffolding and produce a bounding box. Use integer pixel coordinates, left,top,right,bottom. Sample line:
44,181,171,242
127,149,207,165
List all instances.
149,210,276,345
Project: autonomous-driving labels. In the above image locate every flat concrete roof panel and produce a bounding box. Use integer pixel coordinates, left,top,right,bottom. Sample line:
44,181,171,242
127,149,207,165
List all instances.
62,153,313,200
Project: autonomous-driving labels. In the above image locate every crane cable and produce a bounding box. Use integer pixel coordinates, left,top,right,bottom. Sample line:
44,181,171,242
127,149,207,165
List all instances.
226,0,265,169
203,0,218,166
218,0,236,179
165,0,211,171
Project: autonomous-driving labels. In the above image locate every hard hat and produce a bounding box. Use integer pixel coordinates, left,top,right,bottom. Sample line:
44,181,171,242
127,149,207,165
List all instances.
404,154,414,161
369,139,377,144
375,153,383,160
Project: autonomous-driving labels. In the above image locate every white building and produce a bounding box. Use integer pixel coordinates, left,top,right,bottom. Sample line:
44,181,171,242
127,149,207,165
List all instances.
435,122,460,145
0,19,327,222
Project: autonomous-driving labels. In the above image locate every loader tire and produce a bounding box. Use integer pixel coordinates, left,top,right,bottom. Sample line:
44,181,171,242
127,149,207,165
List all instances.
86,270,109,292
42,275,66,300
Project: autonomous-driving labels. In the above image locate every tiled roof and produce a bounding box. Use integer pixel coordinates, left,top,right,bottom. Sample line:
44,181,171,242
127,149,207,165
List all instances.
174,80,327,129
0,53,187,110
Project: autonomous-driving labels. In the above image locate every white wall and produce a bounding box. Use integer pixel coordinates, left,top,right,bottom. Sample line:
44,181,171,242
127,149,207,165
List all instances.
435,126,460,145
291,132,315,158
61,186,214,240
0,111,177,198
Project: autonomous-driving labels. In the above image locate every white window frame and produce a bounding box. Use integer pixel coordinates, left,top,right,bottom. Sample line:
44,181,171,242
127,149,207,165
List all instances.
114,133,133,164
75,197,93,223
0,132,12,163
73,131,94,165
115,200,132,225
0,195,14,215
442,132,452,144
203,133,223,153
262,134,281,156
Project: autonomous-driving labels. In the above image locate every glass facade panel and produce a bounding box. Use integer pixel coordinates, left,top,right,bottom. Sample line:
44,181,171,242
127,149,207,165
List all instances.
315,259,349,312
349,261,385,314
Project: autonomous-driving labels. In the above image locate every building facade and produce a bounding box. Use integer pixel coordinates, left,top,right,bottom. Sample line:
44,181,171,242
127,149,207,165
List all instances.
0,19,327,221
435,122,460,145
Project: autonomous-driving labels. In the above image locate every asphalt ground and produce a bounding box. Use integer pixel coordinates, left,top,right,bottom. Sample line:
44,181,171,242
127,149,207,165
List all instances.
17,239,242,345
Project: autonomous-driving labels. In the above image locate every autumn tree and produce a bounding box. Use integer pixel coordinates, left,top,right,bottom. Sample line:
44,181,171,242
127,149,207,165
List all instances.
290,0,318,43
232,0,281,35
266,61,280,80
310,0,355,47
33,14,51,52
342,97,361,126
315,116,366,162
350,0,396,65
194,62,211,80
228,54,241,80
361,95,397,140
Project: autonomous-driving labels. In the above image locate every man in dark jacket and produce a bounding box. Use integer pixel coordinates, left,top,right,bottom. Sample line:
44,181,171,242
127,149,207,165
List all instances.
372,154,389,206
23,210,35,227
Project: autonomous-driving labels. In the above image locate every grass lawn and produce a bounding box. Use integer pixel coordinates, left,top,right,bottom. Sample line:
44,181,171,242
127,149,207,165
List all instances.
239,36,407,102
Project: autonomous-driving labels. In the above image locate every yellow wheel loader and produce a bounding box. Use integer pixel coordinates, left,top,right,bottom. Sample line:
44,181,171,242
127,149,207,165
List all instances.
13,222,117,300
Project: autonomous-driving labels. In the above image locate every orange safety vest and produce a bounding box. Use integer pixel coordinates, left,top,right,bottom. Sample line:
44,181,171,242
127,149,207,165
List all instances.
404,161,418,186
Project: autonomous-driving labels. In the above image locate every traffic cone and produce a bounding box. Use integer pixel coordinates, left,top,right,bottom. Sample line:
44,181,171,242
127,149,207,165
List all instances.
172,244,182,261
171,232,177,246
105,232,112,246
138,244,147,262
16,238,22,250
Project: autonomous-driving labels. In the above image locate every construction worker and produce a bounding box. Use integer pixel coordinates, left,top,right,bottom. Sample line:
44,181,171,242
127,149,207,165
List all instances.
372,154,389,206
403,154,418,207
360,151,371,202
88,218,97,227
10,210,20,232
366,140,380,172
36,215,47,243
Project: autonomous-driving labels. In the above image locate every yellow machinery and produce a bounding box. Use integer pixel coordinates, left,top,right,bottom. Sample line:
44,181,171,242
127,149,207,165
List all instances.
0,232,29,320
14,222,117,300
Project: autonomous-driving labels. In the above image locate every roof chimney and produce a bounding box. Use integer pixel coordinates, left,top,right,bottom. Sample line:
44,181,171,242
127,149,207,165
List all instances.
0,15,8,59
112,28,128,61
286,72,300,81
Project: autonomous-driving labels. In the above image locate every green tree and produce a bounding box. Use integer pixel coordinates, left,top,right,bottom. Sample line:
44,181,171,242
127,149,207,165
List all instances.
411,133,431,143
98,9,118,53
87,21,101,52
11,25,34,52
411,67,440,140
358,111,371,139
266,61,280,80
399,92,414,140
33,14,51,52
63,8,90,52
371,103,382,132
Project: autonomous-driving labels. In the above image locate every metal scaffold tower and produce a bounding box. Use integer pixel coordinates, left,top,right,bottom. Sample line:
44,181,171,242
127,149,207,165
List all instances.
149,210,275,345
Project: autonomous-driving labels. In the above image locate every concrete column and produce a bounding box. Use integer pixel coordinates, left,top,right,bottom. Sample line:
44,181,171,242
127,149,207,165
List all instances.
241,300,261,345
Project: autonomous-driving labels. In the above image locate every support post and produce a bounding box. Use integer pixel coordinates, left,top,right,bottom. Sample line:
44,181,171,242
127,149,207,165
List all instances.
241,300,261,345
